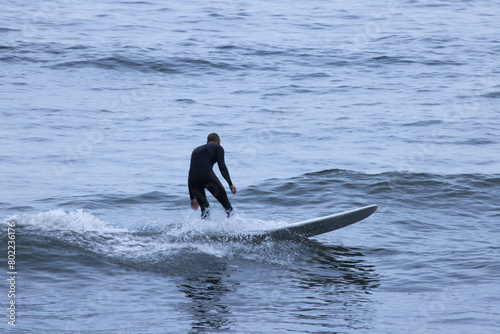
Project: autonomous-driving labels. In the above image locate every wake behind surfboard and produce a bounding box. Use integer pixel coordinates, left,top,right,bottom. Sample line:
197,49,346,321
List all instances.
250,204,378,240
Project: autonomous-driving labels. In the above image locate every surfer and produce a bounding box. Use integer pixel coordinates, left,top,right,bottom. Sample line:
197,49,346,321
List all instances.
188,133,237,218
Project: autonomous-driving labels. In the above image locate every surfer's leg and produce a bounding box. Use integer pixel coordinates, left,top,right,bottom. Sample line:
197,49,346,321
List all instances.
206,176,233,217
200,206,209,219
189,180,210,218
198,195,210,219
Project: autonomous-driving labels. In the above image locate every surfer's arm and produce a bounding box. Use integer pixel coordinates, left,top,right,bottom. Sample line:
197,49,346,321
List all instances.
216,146,233,187
188,183,199,210
188,182,195,200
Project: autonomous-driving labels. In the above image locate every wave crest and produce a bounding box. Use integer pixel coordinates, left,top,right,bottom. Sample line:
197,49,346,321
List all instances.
5,209,128,233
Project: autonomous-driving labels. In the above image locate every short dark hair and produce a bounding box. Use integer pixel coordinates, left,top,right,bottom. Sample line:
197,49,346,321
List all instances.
207,133,220,143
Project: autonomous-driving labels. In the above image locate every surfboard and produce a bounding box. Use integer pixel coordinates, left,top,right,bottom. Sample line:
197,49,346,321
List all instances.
253,204,377,240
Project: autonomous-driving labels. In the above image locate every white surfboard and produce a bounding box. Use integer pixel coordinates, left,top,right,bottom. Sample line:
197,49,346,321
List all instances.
254,204,378,239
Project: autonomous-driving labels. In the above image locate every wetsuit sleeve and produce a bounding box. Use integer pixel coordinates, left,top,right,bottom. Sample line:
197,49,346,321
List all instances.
217,146,233,186
188,183,194,200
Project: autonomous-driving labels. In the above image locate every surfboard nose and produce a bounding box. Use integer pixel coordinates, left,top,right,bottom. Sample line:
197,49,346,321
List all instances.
266,204,379,239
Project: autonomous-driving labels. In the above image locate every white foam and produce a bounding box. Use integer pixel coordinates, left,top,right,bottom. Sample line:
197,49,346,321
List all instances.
3,209,297,266
5,209,128,233
167,210,287,238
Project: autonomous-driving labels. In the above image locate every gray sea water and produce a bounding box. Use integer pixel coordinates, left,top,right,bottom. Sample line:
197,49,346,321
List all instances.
1,0,499,333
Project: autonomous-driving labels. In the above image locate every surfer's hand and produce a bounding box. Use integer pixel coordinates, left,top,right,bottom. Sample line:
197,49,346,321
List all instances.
190,199,199,210
230,185,237,195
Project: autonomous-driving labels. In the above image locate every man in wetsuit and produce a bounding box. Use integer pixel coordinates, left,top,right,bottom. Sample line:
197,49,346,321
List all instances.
188,133,237,218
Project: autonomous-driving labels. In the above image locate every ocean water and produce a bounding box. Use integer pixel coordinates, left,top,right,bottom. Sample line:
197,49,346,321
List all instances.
1,0,500,333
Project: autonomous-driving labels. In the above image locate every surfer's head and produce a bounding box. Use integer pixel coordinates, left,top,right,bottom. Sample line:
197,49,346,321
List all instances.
207,133,220,144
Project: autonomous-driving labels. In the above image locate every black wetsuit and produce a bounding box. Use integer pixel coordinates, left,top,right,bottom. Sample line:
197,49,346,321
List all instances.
188,143,233,218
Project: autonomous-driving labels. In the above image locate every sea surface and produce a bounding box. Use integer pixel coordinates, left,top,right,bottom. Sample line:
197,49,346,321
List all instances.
1,0,500,333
